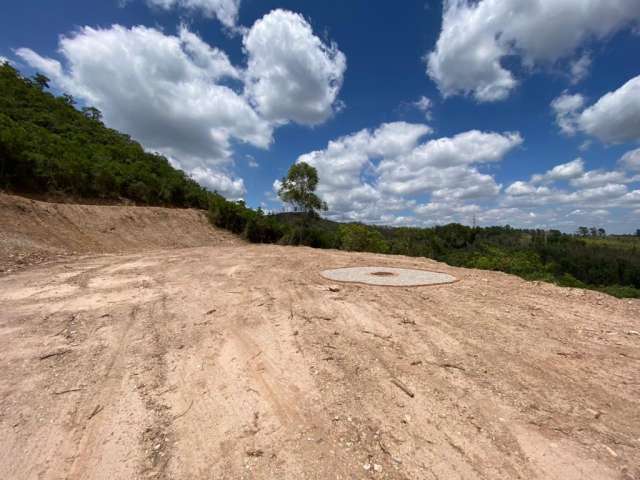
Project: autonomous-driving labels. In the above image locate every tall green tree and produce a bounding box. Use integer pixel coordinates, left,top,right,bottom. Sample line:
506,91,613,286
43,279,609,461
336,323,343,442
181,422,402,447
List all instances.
278,162,327,215
32,73,50,90
82,106,103,123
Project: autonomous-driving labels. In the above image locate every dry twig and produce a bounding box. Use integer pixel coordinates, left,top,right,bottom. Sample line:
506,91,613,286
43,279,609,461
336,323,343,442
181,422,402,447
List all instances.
39,349,71,360
173,400,194,420
88,404,103,420
53,387,84,395
391,378,414,398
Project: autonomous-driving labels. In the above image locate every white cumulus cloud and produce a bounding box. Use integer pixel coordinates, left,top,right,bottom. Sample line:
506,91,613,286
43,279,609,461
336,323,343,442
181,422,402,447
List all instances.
619,148,640,171
570,53,591,85
15,11,346,199
188,165,245,199
17,25,267,198
551,93,586,136
551,75,640,143
243,9,346,126
427,0,640,102
531,158,585,184
578,75,640,143
145,0,241,28
412,96,433,119
294,122,521,223
286,125,638,231
504,157,639,213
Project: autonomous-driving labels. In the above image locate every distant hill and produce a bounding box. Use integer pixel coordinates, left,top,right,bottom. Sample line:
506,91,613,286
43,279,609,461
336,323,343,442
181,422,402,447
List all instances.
0,63,212,208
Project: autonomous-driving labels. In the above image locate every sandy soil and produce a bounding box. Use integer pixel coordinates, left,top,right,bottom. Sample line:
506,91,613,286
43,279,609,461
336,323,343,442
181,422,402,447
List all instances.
1,242,639,480
0,193,239,273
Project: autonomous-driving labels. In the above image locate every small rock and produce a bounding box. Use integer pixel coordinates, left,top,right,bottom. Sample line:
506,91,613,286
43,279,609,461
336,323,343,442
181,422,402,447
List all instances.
246,449,264,457
328,286,340,292
627,330,639,336
363,463,371,471
373,464,383,472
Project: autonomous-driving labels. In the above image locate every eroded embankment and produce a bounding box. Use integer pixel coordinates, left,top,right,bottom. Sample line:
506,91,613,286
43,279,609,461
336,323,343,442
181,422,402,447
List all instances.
0,193,239,272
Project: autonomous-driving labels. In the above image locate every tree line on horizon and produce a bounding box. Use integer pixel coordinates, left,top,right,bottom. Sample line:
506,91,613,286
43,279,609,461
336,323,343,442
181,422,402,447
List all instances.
2,62,639,298
211,161,640,299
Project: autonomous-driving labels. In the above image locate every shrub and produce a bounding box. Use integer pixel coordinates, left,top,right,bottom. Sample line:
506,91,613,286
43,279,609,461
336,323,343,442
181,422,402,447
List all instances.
244,213,285,243
208,197,250,234
338,224,390,253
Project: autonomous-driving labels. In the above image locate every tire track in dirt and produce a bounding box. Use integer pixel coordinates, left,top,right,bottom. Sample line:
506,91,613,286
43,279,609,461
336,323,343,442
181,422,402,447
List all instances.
1,244,638,479
285,279,588,478
132,295,176,480
388,281,640,474
63,306,141,480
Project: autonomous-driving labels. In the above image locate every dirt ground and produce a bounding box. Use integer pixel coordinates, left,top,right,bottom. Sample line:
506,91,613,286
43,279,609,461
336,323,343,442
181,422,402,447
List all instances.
0,192,238,273
1,240,639,480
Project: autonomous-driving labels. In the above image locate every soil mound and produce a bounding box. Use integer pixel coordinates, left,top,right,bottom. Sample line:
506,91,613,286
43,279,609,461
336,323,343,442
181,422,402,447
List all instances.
0,193,239,272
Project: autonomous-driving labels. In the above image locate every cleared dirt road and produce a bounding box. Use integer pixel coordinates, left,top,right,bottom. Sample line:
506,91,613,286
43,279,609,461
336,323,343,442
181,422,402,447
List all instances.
1,244,639,479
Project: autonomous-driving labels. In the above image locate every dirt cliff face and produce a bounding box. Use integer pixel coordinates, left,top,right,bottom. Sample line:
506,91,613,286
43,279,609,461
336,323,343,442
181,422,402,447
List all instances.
0,193,239,273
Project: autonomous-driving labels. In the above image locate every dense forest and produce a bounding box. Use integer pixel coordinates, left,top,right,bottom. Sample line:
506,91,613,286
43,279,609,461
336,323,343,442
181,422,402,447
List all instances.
0,63,214,208
2,61,639,298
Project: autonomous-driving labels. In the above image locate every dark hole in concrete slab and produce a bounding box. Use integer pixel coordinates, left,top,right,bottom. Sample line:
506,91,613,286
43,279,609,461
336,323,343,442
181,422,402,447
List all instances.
370,271,397,277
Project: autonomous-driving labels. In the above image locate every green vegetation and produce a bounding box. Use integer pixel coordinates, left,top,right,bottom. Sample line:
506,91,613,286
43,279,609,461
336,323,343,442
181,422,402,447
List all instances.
2,62,639,298
337,224,390,253
277,162,327,215
0,63,212,208
209,199,640,298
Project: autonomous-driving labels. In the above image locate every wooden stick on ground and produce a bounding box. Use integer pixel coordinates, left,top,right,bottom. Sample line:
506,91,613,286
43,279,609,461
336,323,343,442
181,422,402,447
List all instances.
39,349,71,360
88,404,103,420
391,378,414,398
53,388,84,395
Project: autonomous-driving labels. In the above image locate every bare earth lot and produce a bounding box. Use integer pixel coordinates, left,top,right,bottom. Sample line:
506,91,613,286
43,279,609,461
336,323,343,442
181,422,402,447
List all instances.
1,242,639,479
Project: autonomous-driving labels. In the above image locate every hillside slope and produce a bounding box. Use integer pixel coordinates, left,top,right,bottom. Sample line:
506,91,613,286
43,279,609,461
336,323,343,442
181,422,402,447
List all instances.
0,193,239,272
0,63,215,208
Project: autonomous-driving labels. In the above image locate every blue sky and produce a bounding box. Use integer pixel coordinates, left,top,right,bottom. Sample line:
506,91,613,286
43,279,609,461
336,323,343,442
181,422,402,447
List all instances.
2,0,640,232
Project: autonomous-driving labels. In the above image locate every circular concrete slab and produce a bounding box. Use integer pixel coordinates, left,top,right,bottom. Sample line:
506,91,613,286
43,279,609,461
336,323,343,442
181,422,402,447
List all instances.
320,266,457,287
